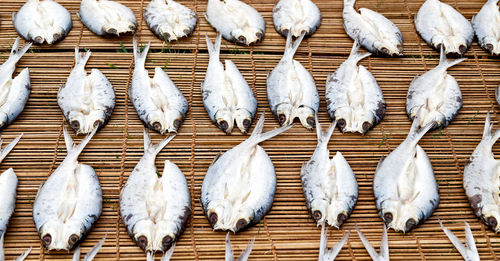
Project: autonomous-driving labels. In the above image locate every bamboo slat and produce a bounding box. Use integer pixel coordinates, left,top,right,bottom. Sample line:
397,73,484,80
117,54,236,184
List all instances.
0,0,499,260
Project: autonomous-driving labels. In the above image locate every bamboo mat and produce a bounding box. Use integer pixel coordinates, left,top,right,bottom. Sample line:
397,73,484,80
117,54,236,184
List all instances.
0,0,499,260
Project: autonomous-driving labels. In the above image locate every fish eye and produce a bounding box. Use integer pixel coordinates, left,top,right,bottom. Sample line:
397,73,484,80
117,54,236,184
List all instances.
405,218,418,232
68,234,80,248
362,121,371,133
312,210,322,221
162,235,173,250
152,121,162,131
208,212,218,226
70,120,80,130
42,234,52,248
173,119,182,130
137,235,148,249
487,216,498,229
383,212,393,225
337,119,346,129
236,218,248,231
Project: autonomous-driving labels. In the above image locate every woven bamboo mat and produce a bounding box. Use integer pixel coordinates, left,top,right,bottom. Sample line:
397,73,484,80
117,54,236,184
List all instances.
0,0,499,260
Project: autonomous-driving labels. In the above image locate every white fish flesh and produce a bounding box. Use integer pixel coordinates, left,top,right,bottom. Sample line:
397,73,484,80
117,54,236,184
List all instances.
317,224,350,261
301,117,357,228
355,225,389,261
33,128,102,250
202,34,257,134
131,39,189,134
72,235,106,261
79,0,138,37
0,234,31,261
120,130,190,252
343,0,403,56
144,0,197,42
201,113,292,232
225,233,254,261
205,0,265,45
325,41,385,135
267,33,319,130
0,38,31,130
0,134,22,239
272,0,321,38
472,0,500,56
58,48,115,135
439,221,480,261
13,0,72,45
373,118,439,233
406,48,464,129
463,113,500,233
415,0,474,56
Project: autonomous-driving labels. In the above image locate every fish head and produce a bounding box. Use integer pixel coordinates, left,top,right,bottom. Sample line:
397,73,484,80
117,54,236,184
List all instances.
410,107,441,130
67,111,106,135
436,38,468,57
39,221,86,250
376,40,404,56
353,109,375,135
235,109,253,133
215,110,235,134
232,28,264,45
481,203,500,233
333,107,352,133
276,103,293,126
206,201,253,232
148,110,184,134
380,202,421,233
151,221,179,252
131,219,155,251
485,42,500,56
296,106,316,130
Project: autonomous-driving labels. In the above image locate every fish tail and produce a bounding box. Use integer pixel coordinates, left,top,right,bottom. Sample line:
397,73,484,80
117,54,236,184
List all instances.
237,238,255,261
355,225,381,260
14,247,31,261
146,252,155,261
439,220,469,259
348,40,371,63
74,47,91,68
133,37,151,68
143,128,176,155
0,233,4,261
438,48,466,69
319,224,349,261
248,113,292,145
315,115,335,144
283,32,306,60
0,133,22,164
483,112,500,145
6,37,31,66
82,234,106,261
344,0,356,8
161,243,176,261
225,233,234,261
380,225,389,259
407,112,432,144
206,33,221,60
63,126,97,160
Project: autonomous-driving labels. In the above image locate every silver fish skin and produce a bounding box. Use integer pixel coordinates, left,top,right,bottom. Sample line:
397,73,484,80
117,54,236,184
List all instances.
0,234,32,261
439,221,480,261
317,224,350,261
325,41,385,135
225,233,254,261
0,38,31,130
301,117,357,228
472,0,500,56
72,235,105,261
463,113,500,233
120,130,191,253
58,48,115,135
415,0,474,56
33,128,102,251
204,0,265,45
202,34,257,134
343,0,403,56
0,134,22,239
144,0,197,42
201,113,292,232
79,0,137,37
355,225,389,261
406,49,465,130
272,0,321,38
373,118,439,233
131,39,189,134
13,0,72,45
497,84,500,107
267,33,319,130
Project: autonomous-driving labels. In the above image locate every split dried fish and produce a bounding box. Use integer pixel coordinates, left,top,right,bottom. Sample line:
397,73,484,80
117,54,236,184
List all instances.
202,33,257,134
272,0,321,38
373,117,439,233
343,0,403,56
415,0,474,56
72,235,106,261
33,128,101,250
58,48,115,135
301,117,358,228
144,0,197,42
13,0,72,45
406,48,465,130
472,0,500,56
131,39,189,134
267,33,319,129
205,0,265,45
0,38,31,130
0,134,22,239
225,233,254,261
439,221,480,261
318,224,350,261
201,113,292,232
326,41,385,135
120,130,191,252
464,112,500,233
79,0,138,37
355,225,389,261
0,233,31,261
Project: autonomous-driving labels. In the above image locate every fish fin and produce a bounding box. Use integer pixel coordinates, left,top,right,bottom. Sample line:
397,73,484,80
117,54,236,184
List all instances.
283,32,306,60
237,238,255,261
161,243,176,261
315,115,336,144
14,247,31,261
7,37,31,66
375,155,386,171
315,114,322,140
464,222,479,257
143,128,176,155
348,40,371,63
74,48,91,68
318,224,328,258
133,37,151,68
439,220,468,259
225,233,234,261
327,232,350,261
205,33,221,60
146,252,155,261
344,0,356,9
408,110,432,143
72,246,81,261
63,127,97,160
0,133,22,164
82,234,106,261
319,224,349,261
482,112,500,145
247,113,293,145
438,46,466,69
355,225,381,260
380,225,389,259
0,233,4,261
211,151,222,166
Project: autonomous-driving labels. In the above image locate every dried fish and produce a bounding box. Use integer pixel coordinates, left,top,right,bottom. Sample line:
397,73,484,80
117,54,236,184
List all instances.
439,221,480,261
144,0,197,42
273,0,321,38
79,0,138,37
472,0,500,55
